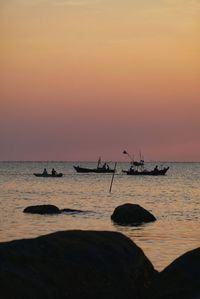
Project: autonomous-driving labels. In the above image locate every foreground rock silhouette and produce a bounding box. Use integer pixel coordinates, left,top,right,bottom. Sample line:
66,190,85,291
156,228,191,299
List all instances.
148,247,200,299
0,230,157,299
111,203,156,225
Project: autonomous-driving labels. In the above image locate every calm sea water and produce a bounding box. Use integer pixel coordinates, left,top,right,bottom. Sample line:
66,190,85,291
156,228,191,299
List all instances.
0,161,199,271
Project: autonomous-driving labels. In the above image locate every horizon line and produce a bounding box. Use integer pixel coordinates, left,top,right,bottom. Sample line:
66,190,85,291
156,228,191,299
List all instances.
0,160,199,163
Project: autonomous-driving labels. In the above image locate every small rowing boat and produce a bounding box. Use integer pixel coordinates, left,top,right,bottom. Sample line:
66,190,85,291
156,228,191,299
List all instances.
33,173,63,177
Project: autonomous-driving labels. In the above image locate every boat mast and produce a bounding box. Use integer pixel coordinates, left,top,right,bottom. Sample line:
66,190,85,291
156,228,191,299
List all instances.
123,150,134,165
97,156,101,168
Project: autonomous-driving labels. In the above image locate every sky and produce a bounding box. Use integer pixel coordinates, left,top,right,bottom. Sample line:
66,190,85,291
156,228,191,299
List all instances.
0,0,200,161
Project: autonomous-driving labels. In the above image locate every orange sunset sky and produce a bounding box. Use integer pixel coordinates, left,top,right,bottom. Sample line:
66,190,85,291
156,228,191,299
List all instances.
0,0,200,161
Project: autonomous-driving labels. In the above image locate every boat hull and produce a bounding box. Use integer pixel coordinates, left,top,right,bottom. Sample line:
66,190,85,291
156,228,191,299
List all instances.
74,166,115,173
34,173,63,177
123,167,169,176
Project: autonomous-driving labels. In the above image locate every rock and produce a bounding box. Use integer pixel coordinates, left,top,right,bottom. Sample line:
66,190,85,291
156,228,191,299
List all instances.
23,204,60,214
0,230,157,299
23,205,86,215
111,203,156,226
148,247,200,299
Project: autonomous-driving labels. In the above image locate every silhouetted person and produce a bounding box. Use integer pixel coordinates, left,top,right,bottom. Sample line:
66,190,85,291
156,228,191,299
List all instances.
154,165,158,171
102,163,107,169
43,168,48,175
51,168,56,175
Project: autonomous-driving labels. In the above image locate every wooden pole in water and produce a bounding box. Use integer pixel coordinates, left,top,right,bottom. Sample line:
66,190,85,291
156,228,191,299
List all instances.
109,162,117,193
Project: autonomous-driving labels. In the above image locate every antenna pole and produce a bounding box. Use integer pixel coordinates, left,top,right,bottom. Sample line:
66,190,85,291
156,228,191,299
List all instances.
109,162,117,193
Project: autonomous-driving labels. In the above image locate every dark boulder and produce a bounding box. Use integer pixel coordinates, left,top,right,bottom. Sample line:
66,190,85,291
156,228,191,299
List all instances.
111,203,156,226
23,205,86,215
148,247,200,299
23,204,60,214
0,230,157,299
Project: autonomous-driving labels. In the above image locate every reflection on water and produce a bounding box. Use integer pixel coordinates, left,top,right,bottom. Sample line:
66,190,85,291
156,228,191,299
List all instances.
0,161,200,270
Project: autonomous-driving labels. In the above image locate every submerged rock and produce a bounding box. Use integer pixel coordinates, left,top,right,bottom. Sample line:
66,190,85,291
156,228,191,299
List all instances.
60,208,84,214
148,247,200,299
111,203,156,226
0,230,157,299
23,204,60,214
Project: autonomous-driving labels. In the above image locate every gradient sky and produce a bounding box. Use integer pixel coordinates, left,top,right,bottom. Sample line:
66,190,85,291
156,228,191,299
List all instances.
0,0,200,161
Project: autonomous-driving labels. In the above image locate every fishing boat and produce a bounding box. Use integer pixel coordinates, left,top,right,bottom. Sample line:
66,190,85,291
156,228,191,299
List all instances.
122,150,169,176
122,166,169,176
73,165,115,173
123,150,144,165
74,157,115,173
33,173,63,177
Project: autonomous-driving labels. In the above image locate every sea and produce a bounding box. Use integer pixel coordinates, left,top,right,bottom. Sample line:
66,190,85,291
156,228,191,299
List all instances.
0,161,199,271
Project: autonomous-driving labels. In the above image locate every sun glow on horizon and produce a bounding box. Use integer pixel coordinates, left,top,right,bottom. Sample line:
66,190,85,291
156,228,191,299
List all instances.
0,0,200,161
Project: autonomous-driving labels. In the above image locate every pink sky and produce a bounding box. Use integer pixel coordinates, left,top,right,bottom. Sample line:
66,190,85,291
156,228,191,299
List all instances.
0,0,200,161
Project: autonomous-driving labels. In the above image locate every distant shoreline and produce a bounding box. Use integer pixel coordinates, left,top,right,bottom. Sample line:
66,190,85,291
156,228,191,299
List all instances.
0,160,199,163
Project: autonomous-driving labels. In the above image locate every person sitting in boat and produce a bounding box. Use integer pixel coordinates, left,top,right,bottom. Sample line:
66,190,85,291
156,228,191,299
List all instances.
102,163,107,169
43,168,48,175
154,165,158,172
51,168,57,175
